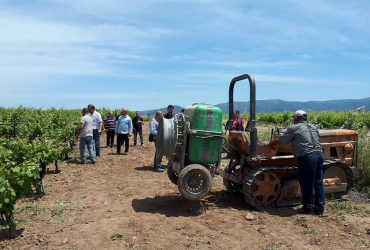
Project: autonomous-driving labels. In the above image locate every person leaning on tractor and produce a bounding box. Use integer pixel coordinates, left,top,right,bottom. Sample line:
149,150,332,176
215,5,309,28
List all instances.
88,104,103,157
269,110,325,215
231,110,246,131
78,108,96,164
150,111,164,172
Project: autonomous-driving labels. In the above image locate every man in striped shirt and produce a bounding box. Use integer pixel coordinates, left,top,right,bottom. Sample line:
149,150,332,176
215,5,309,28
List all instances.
103,111,116,148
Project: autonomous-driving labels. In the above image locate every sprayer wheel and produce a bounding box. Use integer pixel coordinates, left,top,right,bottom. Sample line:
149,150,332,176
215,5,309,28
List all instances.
177,164,212,200
167,161,179,185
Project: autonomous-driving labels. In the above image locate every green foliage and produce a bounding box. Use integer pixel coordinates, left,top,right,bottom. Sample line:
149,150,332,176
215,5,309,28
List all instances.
0,107,79,231
111,233,124,241
356,131,370,195
327,201,370,215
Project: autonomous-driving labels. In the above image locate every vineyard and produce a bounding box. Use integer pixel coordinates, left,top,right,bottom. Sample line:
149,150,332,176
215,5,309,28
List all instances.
0,108,369,248
0,107,79,237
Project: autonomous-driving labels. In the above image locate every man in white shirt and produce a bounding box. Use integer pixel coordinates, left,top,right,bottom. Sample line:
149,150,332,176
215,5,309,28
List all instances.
88,104,103,157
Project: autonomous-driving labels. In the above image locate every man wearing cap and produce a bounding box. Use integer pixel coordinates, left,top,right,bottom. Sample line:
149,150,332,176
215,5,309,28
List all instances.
269,110,325,215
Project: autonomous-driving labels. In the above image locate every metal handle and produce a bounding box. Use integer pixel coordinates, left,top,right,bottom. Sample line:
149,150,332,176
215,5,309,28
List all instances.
228,74,257,158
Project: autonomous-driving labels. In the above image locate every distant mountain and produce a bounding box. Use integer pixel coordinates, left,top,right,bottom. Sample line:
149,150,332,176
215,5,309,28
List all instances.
216,98,370,114
140,98,369,115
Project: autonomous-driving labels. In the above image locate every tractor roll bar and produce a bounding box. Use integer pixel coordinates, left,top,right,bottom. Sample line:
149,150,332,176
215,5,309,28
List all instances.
228,74,257,158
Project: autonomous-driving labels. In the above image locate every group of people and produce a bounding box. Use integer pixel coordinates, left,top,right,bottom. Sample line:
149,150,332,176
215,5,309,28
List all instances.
78,104,175,172
78,104,148,163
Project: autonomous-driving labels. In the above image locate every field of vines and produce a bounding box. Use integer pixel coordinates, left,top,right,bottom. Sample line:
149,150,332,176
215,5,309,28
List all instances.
0,107,80,237
1,108,369,238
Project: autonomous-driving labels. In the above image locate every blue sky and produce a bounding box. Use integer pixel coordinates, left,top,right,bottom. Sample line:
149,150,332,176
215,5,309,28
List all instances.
0,0,369,110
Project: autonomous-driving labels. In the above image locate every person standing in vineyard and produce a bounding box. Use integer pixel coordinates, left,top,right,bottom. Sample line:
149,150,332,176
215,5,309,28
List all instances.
150,111,164,172
116,108,133,155
79,108,96,164
88,104,103,157
132,111,144,146
269,110,325,215
103,111,116,148
163,104,174,119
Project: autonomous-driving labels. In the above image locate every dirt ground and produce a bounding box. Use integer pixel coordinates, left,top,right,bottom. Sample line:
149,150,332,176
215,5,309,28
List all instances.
1,125,369,250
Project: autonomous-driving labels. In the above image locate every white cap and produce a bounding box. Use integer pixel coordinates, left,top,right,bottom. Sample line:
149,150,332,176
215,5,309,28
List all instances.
293,110,307,120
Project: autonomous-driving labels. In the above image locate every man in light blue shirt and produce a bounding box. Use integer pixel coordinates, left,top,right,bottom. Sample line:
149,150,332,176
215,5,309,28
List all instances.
116,108,133,155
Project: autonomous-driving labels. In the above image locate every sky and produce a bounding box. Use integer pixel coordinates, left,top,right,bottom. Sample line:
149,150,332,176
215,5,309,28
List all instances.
0,0,369,110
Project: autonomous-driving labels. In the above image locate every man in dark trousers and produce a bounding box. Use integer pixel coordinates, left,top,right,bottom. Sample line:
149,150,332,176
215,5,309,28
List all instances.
270,110,325,215
115,108,133,155
132,111,144,146
103,111,116,148
163,104,174,119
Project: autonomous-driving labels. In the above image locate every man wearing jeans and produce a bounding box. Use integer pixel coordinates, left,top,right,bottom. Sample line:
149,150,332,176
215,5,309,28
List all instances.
270,110,325,215
116,108,133,155
79,108,96,164
88,104,103,157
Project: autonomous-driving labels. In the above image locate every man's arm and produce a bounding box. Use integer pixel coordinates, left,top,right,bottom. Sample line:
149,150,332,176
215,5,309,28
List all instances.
149,121,157,135
128,118,133,135
98,114,103,132
278,126,296,145
115,117,120,133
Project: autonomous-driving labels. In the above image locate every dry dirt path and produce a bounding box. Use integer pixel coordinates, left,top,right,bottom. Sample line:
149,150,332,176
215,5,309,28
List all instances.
1,127,369,250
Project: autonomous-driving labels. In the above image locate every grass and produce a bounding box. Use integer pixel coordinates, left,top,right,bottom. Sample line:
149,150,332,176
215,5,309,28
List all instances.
326,201,370,215
50,207,63,217
111,233,124,241
356,130,370,196
264,242,282,250
294,217,308,228
17,204,44,213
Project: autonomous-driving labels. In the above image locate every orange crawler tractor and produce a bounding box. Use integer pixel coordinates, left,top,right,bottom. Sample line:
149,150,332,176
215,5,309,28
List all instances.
221,74,357,209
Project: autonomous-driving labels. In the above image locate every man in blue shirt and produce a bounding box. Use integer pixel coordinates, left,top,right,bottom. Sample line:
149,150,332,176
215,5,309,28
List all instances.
116,108,133,155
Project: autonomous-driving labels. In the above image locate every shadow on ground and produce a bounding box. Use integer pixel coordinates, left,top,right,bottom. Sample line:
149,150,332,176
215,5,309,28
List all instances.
0,228,24,240
132,190,300,217
134,166,154,172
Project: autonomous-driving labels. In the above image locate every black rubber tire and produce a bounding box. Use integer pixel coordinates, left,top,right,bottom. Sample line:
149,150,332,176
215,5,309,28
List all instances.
167,162,178,185
177,164,212,200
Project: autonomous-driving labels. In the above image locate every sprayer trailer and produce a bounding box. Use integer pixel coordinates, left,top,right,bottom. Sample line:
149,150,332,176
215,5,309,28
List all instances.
157,104,223,200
